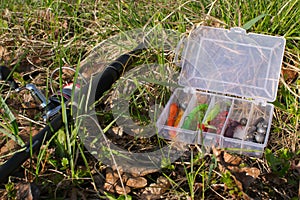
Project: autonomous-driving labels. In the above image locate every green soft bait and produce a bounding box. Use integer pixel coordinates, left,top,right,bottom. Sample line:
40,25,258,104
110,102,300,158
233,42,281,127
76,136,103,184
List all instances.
181,104,208,130
203,103,220,125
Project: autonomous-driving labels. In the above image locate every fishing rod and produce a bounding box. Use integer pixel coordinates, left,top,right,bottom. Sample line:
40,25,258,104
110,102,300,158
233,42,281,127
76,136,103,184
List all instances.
0,42,146,183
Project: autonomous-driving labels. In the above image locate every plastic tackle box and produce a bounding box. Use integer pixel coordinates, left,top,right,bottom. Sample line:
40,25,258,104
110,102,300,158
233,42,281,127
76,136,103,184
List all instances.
156,26,285,157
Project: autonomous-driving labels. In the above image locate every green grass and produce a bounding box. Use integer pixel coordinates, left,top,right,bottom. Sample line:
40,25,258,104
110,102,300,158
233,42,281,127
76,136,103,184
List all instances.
0,0,299,199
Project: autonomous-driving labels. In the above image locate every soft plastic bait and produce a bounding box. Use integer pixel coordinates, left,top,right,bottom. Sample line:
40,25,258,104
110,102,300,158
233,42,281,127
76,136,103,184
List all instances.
181,104,208,130
167,103,179,126
173,108,184,127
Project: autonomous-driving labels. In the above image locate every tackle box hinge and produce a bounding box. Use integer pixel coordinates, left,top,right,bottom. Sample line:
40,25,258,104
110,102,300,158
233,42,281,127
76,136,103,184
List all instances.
254,98,267,106
183,87,196,94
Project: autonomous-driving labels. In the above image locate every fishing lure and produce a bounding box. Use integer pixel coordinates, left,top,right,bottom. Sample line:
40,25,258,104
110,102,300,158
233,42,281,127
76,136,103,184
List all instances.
201,103,222,131
203,103,220,125
173,108,184,127
169,108,185,139
206,110,228,134
181,104,208,130
224,120,240,138
167,103,180,139
167,102,179,126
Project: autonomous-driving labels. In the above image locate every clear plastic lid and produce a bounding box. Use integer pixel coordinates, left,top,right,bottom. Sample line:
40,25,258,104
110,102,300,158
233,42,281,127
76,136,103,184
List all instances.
177,26,286,102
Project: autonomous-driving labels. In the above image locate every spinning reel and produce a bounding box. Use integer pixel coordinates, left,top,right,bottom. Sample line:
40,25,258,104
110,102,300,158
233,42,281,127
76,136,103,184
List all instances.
0,65,85,121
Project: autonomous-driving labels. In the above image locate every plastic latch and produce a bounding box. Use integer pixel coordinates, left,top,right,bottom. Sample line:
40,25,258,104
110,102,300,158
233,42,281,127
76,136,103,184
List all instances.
230,27,246,34
183,87,196,94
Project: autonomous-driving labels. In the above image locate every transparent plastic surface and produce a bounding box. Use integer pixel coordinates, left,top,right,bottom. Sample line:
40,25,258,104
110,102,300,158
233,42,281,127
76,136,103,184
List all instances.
178,26,286,102
157,26,285,157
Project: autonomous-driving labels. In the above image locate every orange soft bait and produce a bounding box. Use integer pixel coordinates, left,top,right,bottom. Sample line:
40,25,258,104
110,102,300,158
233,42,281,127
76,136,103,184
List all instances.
170,109,184,139
174,109,184,127
167,103,179,126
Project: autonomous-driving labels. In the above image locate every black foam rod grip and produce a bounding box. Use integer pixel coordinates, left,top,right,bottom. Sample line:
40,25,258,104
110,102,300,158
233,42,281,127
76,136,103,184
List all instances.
92,43,145,101
0,114,63,183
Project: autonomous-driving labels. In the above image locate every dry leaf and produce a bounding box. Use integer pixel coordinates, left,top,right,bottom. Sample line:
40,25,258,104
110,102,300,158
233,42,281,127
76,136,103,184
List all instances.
228,166,260,189
16,183,40,200
241,167,260,179
16,183,32,200
103,182,115,193
0,139,18,155
62,20,68,29
105,168,118,185
231,174,243,191
282,68,298,83
0,46,8,58
115,184,131,195
212,146,222,161
233,171,256,189
157,176,170,188
3,8,11,19
141,176,171,198
229,175,252,199
261,173,287,185
128,167,159,177
144,183,164,195
223,152,242,166
291,160,300,174
228,166,260,179
213,148,261,190
126,177,147,188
